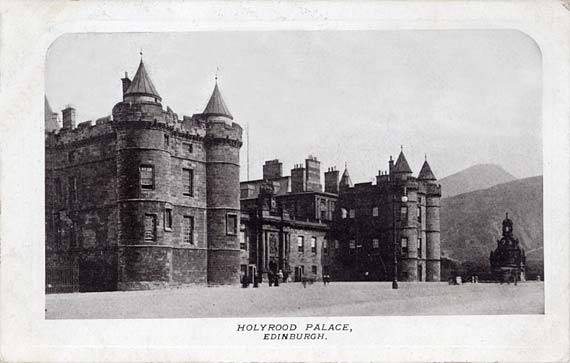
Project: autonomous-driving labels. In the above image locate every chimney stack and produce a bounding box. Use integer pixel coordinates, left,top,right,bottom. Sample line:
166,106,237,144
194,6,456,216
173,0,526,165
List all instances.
121,72,131,97
263,159,283,180
291,164,306,193
304,155,322,192
62,106,76,129
324,167,340,194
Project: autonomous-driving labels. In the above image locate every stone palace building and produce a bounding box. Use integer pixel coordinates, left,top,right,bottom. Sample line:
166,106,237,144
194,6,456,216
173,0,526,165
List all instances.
45,58,441,292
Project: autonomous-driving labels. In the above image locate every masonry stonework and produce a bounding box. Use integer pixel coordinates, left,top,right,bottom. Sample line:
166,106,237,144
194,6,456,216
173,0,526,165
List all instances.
45,59,241,292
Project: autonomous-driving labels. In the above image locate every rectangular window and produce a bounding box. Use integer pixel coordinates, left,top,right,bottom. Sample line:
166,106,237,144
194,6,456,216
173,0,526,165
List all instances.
68,150,76,163
144,214,157,242
323,239,328,254
140,165,154,190
185,143,193,153
349,209,355,218
401,237,408,255
183,216,194,244
68,176,77,204
417,207,421,222
311,265,317,275
297,236,304,252
311,237,317,254
400,206,408,223
372,207,379,217
164,134,170,147
334,240,339,249
164,208,173,231
240,229,247,250
226,213,237,235
349,240,356,249
418,237,422,256
183,168,193,196
373,238,380,249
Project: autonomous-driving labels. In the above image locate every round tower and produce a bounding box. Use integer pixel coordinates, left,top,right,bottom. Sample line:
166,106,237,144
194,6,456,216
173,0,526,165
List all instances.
113,58,177,290
419,158,441,282
202,81,243,285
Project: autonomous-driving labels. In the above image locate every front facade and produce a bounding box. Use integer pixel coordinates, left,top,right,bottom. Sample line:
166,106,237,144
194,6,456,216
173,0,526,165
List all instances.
45,58,441,293
45,59,242,292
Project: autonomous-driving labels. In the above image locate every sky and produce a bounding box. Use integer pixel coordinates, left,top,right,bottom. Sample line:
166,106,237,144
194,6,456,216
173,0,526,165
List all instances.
46,31,542,182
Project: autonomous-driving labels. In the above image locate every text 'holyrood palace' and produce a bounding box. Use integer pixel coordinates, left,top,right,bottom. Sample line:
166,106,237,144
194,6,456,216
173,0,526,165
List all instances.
45,58,441,292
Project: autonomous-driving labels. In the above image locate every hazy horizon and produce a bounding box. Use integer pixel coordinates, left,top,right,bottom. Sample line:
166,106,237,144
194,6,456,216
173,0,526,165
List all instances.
46,31,542,182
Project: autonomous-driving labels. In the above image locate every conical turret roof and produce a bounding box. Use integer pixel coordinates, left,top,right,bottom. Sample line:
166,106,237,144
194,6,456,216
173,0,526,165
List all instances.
124,60,162,101
393,150,412,174
418,159,437,180
203,82,233,120
44,96,59,131
339,166,353,188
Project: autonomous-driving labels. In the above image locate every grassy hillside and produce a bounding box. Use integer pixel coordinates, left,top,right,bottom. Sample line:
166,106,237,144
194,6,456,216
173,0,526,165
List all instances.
439,164,516,198
440,176,543,279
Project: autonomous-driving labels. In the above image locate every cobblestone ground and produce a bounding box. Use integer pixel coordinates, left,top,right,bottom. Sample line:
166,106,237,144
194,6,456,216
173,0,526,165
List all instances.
45,281,544,319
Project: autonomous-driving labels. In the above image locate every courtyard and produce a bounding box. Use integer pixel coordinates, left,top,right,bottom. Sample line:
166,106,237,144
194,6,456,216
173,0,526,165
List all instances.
45,281,544,319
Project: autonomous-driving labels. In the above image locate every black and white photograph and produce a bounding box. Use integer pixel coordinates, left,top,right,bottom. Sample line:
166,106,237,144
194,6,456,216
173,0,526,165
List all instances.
1,1,569,363
44,30,544,319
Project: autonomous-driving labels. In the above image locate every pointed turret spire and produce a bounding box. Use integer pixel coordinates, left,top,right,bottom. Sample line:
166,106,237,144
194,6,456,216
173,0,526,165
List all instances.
339,164,353,189
44,96,60,132
124,58,162,102
418,157,437,181
203,81,233,120
393,148,413,174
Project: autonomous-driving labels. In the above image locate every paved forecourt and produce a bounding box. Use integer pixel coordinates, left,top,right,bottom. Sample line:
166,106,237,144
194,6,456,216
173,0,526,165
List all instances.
45,281,544,319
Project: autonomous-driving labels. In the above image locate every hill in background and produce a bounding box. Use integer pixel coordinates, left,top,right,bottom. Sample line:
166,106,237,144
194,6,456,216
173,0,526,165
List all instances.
439,164,516,198
440,175,543,280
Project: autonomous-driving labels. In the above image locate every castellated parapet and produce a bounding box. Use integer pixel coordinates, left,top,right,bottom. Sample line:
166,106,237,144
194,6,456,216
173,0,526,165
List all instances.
45,59,242,292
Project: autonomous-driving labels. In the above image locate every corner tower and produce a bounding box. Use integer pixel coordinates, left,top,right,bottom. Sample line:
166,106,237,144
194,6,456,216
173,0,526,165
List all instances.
418,157,441,282
201,80,243,285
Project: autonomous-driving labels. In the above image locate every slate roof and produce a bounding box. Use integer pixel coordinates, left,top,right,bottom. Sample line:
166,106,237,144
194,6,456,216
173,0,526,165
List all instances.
393,151,413,174
339,167,353,188
418,159,437,180
124,60,162,101
203,83,233,120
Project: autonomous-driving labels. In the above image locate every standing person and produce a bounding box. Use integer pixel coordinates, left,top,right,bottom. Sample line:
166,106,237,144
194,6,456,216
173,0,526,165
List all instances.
277,270,284,283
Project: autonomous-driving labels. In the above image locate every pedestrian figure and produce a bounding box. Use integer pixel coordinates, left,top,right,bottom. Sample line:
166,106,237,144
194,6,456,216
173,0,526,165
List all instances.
301,275,307,288
277,270,284,283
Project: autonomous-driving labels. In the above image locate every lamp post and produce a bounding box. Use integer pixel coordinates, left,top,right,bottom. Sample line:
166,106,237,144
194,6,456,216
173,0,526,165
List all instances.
392,186,408,289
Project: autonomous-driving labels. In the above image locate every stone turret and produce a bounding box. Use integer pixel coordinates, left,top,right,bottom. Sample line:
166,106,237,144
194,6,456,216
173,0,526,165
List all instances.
422,156,441,281
202,80,243,285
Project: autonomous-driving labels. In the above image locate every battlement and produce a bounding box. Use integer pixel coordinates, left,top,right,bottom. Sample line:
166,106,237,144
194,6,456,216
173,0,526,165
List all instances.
45,119,115,148
205,118,243,140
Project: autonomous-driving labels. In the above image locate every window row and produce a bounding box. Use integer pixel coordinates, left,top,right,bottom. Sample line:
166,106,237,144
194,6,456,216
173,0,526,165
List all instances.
340,206,421,222
341,237,423,254
139,165,194,196
143,212,237,243
144,213,195,244
296,236,318,254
